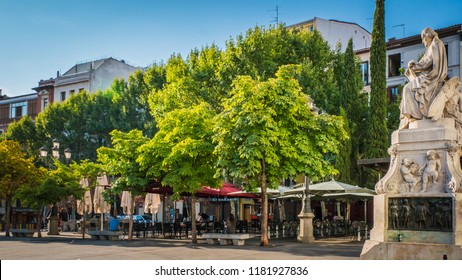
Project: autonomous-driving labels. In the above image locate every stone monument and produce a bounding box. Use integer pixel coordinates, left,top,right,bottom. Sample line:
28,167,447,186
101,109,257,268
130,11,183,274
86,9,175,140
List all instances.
361,27,462,259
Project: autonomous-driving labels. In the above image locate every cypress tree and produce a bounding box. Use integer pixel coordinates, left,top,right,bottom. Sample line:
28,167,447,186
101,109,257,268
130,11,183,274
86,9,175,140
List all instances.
335,108,352,183
367,0,389,159
343,38,364,184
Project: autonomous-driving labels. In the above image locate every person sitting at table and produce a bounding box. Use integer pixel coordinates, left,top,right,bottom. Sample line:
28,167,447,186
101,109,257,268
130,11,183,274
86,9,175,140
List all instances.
197,212,209,223
225,214,236,234
109,216,120,231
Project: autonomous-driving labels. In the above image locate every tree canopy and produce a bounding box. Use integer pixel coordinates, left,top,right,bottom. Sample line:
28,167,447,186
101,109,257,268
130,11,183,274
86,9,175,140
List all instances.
214,65,347,245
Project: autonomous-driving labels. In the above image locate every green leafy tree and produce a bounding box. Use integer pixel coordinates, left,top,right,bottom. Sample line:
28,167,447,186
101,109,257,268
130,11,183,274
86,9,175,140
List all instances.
334,108,352,183
111,70,159,137
16,160,82,237
340,39,366,184
4,115,44,160
97,130,149,240
367,0,389,159
138,103,220,243
0,140,44,236
365,0,389,187
214,66,347,246
220,25,334,111
148,54,206,120
71,159,103,189
387,91,402,133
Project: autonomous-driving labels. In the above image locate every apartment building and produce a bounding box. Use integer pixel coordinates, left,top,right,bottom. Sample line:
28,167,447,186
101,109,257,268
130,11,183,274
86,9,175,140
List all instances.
53,57,139,103
356,24,462,101
0,57,139,133
288,17,372,51
0,91,39,133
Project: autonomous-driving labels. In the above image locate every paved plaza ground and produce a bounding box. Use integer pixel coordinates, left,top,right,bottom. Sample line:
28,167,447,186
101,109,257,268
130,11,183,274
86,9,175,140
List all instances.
0,231,363,260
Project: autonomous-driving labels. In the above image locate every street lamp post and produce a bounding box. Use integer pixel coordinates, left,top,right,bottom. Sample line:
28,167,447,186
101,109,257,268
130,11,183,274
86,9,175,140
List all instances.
39,139,72,235
297,176,315,243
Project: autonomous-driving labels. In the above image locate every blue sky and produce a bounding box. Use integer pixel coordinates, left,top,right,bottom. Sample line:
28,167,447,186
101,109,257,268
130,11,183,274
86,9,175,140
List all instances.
1,0,461,96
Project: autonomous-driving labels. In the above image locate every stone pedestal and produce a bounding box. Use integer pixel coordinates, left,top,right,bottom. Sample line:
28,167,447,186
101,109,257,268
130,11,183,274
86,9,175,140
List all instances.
297,212,315,243
47,216,60,235
361,119,462,259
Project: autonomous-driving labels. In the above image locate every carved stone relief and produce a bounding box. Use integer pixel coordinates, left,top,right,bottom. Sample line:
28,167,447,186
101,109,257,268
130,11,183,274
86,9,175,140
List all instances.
388,197,452,231
400,157,421,192
396,150,444,194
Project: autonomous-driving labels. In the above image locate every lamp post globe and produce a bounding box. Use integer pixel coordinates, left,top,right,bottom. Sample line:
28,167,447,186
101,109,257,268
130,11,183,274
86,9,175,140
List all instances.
39,147,48,158
64,148,72,162
40,139,72,235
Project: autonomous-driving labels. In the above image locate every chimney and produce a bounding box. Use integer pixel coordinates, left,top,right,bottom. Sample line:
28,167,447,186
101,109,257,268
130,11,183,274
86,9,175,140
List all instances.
57,71,60,77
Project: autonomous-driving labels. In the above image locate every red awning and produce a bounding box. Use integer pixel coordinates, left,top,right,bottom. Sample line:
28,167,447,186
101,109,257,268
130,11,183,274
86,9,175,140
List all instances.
198,182,257,198
146,181,256,198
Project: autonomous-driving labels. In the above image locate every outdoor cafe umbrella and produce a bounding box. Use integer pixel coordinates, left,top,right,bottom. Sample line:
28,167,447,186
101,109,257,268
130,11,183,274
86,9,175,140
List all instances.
94,175,111,231
76,178,92,215
280,179,375,197
76,178,92,239
121,191,133,215
322,192,375,224
279,179,375,221
144,193,161,223
93,186,110,214
226,186,286,198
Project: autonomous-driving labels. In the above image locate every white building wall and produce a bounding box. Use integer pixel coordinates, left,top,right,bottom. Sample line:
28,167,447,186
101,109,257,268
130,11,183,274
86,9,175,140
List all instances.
315,18,371,51
90,59,138,92
54,81,89,102
52,58,139,103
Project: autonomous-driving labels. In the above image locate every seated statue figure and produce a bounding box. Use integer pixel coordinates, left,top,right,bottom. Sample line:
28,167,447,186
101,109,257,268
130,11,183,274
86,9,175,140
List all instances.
399,27,448,130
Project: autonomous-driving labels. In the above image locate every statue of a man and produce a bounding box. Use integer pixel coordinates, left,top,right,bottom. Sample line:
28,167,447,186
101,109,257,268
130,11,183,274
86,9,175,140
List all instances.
399,27,448,130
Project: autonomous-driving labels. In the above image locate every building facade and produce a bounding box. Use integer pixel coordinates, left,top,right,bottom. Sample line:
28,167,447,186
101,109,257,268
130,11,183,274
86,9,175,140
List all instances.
288,17,372,51
0,57,139,133
0,92,39,133
53,57,139,103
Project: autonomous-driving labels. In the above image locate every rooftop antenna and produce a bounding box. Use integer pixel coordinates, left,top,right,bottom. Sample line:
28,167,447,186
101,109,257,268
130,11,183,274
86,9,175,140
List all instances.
393,24,405,38
268,5,279,24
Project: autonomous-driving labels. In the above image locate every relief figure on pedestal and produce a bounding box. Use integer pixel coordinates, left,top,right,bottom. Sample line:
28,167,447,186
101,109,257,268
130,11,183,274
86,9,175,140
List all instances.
415,200,430,229
400,199,412,229
433,200,444,230
389,200,400,229
388,198,452,231
419,150,441,192
400,157,421,192
443,201,452,229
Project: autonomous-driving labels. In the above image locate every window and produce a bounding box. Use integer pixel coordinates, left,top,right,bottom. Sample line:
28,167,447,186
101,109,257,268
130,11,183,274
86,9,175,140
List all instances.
10,101,27,118
360,61,369,85
388,53,401,77
42,97,49,110
79,88,85,93
445,44,449,63
70,90,75,95
388,86,401,103
61,91,66,101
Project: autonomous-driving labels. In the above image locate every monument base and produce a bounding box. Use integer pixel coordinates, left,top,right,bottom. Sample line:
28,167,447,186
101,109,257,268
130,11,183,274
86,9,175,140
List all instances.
48,216,60,235
361,240,462,260
297,212,315,243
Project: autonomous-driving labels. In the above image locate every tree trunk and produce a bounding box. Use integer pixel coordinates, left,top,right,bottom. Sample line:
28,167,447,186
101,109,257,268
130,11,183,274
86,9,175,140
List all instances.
128,196,134,240
260,159,269,246
5,198,11,237
37,208,43,238
191,194,197,244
